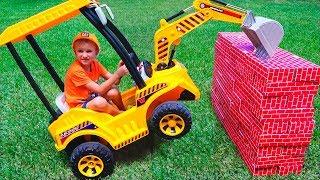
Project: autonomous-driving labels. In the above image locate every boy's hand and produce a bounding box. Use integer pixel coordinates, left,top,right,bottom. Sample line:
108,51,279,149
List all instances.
116,65,129,77
114,61,127,85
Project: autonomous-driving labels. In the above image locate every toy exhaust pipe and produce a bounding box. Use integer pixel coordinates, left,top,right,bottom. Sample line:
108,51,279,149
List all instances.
241,11,284,59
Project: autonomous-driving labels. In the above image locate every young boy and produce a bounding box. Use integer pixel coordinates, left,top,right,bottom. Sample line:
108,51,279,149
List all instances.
64,32,128,116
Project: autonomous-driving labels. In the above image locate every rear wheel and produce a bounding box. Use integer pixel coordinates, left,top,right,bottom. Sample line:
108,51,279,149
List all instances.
149,101,192,140
70,142,114,179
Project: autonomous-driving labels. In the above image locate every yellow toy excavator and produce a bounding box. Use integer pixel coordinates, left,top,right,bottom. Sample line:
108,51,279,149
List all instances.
0,0,284,179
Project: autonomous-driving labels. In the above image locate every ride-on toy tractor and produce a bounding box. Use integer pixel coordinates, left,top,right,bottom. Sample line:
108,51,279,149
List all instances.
0,0,283,178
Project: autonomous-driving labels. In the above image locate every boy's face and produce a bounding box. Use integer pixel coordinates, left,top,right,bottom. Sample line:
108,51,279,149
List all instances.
73,40,98,67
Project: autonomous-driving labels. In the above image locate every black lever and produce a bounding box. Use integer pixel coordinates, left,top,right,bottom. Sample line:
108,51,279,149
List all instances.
165,10,185,22
211,0,228,6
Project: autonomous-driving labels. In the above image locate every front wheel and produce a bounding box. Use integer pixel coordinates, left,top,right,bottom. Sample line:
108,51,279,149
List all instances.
70,142,115,179
149,101,192,140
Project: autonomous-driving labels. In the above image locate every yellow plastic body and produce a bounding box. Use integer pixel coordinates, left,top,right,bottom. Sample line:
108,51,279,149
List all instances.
154,0,247,66
0,0,91,46
48,61,200,151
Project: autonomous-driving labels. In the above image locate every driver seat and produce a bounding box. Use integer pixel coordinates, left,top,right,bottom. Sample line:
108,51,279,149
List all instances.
55,92,70,113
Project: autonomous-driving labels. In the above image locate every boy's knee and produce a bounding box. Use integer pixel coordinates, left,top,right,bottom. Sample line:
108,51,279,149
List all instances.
90,96,108,109
87,96,121,115
107,88,120,98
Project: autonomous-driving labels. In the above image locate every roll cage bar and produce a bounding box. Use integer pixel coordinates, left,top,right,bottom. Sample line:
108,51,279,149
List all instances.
2,5,146,119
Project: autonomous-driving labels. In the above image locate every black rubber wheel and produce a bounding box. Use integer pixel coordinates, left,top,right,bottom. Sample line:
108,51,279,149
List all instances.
149,101,192,140
70,142,115,179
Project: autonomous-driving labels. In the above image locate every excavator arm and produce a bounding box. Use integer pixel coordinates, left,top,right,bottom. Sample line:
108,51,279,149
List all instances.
153,0,284,70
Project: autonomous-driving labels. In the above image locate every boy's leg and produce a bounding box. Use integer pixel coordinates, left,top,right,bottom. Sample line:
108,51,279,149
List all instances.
102,87,126,111
85,96,122,116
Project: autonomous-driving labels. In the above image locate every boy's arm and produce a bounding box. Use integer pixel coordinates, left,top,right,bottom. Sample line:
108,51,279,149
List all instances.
101,60,125,84
101,72,113,80
102,72,121,85
86,66,128,94
102,72,122,85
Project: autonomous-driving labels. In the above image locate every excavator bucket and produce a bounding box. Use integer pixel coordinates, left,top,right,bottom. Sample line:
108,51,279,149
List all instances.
241,11,284,59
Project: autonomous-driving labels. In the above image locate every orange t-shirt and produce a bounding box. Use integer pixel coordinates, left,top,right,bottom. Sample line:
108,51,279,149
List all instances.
64,59,108,108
